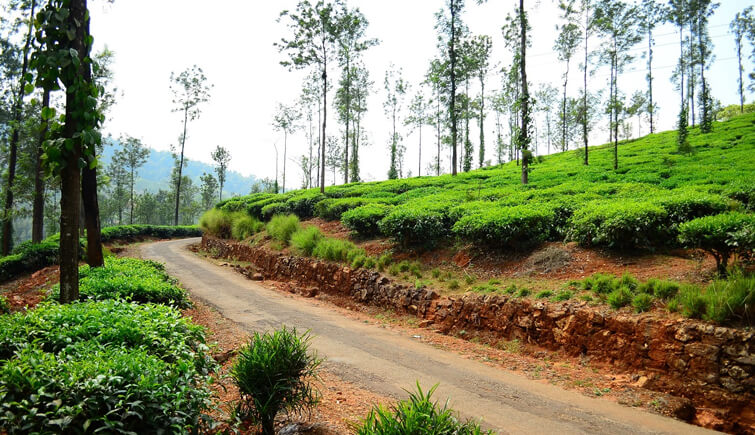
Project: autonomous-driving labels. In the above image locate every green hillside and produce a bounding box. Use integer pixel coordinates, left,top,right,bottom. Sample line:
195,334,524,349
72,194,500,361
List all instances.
216,114,755,252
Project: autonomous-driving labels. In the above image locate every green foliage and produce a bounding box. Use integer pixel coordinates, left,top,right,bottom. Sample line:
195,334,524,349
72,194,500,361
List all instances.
355,383,492,435
231,327,321,435
452,204,554,248
619,273,639,291
568,201,670,249
379,201,452,247
266,215,301,245
312,238,360,262
632,293,655,313
0,300,214,433
679,212,755,274
0,295,8,314
448,280,460,290
50,258,189,307
516,287,531,298
554,290,573,301
607,287,633,309
99,225,202,241
653,281,680,300
583,273,617,295
702,274,754,325
290,227,324,256
676,284,707,319
232,215,264,240
536,290,554,299
342,204,394,237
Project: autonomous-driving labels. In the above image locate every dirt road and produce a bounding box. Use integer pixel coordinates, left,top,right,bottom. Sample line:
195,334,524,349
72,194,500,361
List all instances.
143,238,715,434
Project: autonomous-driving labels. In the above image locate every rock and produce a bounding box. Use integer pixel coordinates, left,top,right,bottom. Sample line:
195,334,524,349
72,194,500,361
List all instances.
418,320,433,328
633,375,650,388
250,273,264,281
667,397,696,421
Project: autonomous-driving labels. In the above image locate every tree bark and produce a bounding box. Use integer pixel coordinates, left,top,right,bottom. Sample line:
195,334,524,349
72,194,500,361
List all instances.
174,108,188,225
450,0,458,176
320,65,327,193
343,58,350,184
32,89,50,243
582,3,589,166
520,0,529,185
82,164,103,267
647,29,655,133
60,0,90,304
2,0,36,255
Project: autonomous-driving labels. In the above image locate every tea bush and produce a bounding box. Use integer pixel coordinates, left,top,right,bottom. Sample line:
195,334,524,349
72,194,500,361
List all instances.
679,212,755,275
342,203,394,237
452,204,554,248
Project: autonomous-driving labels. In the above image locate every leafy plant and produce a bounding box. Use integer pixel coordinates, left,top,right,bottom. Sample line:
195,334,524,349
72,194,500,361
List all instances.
607,287,633,309
679,212,755,275
0,295,9,314
231,327,321,435
232,214,265,240
355,383,492,434
266,214,301,245
632,293,655,313
290,227,324,256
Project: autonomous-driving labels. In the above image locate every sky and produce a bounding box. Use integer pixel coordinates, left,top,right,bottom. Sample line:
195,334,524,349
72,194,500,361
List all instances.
88,0,755,190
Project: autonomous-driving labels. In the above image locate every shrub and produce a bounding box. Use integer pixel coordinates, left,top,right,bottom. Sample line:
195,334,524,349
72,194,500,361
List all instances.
363,257,376,269
355,383,492,435
568,201,670,249
0,300,214,433
266,214,301,245
607,287,633,309
676,284,707,319
290,227,324,256
286,191,325,218
654,280,680,300
702,274,754,325
657,190,728,226
50,257,189,307
261,201,292,221
379,202,451,247
377,252,393,270
0,239,59,283
536,290,553,299
200,208,234,239
619,273,639,291
554,290,573,301
351,255,367,269
632,293,655,313
448,280,460,290
312,238,356,262
516,288,531,297
342,204,394,237
231,327,321,435
584,273,616,295
0,295,8,314
232,214,264,240
679,212,755,275
316,197,371,220
432,268,441,279
452,204,555,248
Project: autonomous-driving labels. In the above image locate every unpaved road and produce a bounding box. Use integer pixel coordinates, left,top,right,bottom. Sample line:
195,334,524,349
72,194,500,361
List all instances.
144,238,715,435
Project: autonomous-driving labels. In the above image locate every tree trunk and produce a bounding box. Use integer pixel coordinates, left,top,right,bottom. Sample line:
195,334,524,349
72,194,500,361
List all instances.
321,65,327,194
1,0,36,254
60,0,89,304
562,59,570,152
478,78,485,168
418,121,422,177
82,164,103,267
32,89,50,243
283,130,288,192
647,29,655,133
129,167,135,224
450,0,458,176
344,58,350,184
519,0,529,185
436,84,441,176
582,4,589,166
174,108,188,225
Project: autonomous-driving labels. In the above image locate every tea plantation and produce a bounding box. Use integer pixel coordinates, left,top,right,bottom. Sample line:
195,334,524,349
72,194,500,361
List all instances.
215,114,755,254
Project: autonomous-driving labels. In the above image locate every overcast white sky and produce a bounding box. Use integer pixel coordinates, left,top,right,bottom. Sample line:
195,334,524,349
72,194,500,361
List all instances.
89,0,755,189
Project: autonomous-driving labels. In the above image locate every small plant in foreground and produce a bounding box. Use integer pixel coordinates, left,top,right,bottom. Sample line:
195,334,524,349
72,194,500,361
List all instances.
355,383,492,434
516,288,531,298
266,214,301,245
554,290,573,301
448,279,460,290
632,293,655,313
231,327,322,435
290,227,324,256
536,290,553,299
0,295,9,314
431,268,441,278
607,287,633,309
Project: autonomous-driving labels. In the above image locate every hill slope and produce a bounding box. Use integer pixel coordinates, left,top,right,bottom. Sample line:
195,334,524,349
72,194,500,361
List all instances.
216,114,755,251
100,142,257,196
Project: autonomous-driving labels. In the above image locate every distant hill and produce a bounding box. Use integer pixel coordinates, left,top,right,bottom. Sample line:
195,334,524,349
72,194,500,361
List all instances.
100,141,256,196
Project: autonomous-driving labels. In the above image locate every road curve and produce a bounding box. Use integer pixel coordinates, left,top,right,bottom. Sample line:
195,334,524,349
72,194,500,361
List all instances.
143,238,715,435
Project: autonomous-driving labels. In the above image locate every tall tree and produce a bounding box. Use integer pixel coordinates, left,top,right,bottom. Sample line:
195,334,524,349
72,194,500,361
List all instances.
199,172,218,210
384,66,407,180
1,0,35,255
469,35,492,168
299,71,320,188
107,151,129,224
272,104,299,193
335,3,376,184
690,0,718,134
435,0,465,176
170,65,212,225
553,15,581,153
731,7,753,114
504,0,532,184
638,0,664,133
667,0,691,153
535,83,558,155
405,90,431,177
117,135,150,225
210,145,231,201
277,0,343,193
426,58,446,176
594,0,641,170
349,63,371,182
32,0,103,301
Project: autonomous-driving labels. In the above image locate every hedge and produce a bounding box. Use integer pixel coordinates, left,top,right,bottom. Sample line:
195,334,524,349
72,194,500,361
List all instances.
679,212,755,274
342,203,394,237
452,204,555,248
568,201,670,249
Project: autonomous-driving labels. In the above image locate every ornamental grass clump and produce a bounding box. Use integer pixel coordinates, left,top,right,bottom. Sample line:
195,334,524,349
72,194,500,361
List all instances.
266,214,301,245
231,327,321,435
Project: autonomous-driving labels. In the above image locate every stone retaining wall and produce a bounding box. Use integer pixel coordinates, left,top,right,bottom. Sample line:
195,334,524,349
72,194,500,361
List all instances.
202,235,754,431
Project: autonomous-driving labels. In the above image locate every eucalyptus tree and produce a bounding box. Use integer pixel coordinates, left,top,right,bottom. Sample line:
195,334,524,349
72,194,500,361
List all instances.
467,35,492,169
170,65,212,225
32,0,104,300
277,0,344,193
107,151,129,224
116,135,150,224
667,0,691,153
272,103,300,193
299,71,320,188
435,0,466,176
425,58,446,175
211,145,231,201
594,0,641,170
689,0,719,134
638,0,664,133
335,3,376,184
627,90,648,137
731,7,753,113
535,83,558,155
405,90,432,177
348,63,372,182
553,17,581,153
384,66,407,180
199,172,218,210
489,88,508,164
1,0,35,255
